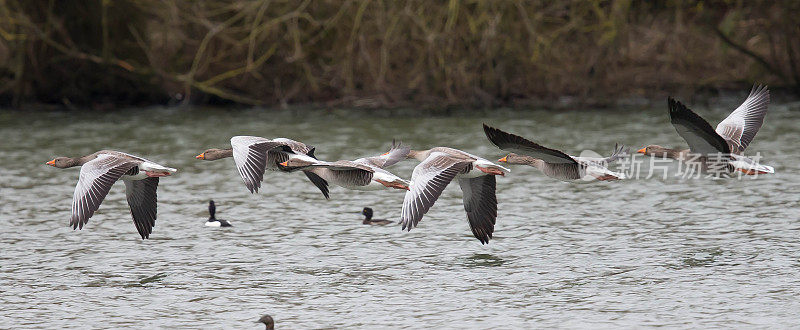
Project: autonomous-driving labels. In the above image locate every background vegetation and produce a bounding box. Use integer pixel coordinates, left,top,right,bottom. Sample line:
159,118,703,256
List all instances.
1,0,798,109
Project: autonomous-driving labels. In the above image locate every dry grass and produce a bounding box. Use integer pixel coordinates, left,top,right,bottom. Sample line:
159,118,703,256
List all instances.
0,0,798,109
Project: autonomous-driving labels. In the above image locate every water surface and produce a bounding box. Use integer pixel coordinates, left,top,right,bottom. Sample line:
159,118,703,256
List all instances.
1,102,799,328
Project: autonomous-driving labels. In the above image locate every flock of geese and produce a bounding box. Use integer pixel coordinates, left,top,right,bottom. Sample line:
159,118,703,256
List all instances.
46,86,774,244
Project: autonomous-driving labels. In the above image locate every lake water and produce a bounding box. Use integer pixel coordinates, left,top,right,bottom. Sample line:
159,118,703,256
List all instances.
1,101,799,328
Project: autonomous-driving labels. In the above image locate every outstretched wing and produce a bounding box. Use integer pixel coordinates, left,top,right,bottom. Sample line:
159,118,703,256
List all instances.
230,136,291,193
458,175,497,244
715,85,770,153
70,154,138,230
401,152,471,231
573,143,629,165
302,171,330,199
123,177,159,239
483,124,577,164
668,97,730,155
357,140,411,168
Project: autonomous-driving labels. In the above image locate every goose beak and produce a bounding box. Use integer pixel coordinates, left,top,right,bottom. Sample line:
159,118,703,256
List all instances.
279,161,288,166
498,156,508,163
46,159,56,166
636,148,646,154
195,153,205,160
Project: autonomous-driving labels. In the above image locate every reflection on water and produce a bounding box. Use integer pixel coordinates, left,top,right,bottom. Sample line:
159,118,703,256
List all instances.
1,102,799,328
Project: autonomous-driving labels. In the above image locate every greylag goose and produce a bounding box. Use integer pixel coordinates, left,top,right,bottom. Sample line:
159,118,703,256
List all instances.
45,150,177,239
483,124,627,182
205,200,232,227
362,207,393,225
401,146,509,244
638,85,774,175
196,136,330,198
280,140,411,191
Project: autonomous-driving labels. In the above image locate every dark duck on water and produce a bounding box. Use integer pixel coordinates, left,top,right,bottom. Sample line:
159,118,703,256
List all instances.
205,200,232,227
362,207,393,225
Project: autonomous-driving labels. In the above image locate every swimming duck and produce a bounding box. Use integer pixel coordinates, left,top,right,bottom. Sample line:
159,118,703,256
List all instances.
361,207,393,225
205,200,232,227
280,140,410,191
638,85,774,175
46,150,177,239
484,124,627,182
196,136,330,198
400,146,509,244
257,314,274,330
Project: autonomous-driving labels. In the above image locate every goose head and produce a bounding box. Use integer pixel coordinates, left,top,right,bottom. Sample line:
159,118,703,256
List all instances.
637,145,668,157
497,153,533,165
196,148,232,160
279,154,319,170
46,157,79,168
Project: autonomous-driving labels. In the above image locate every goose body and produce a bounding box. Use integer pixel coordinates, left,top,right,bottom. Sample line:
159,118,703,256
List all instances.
46,150,177,239
281,140,411,192
205,200,232,227
484,124,627,182
401,146,509,244
638,85,774,176
197,136,330,198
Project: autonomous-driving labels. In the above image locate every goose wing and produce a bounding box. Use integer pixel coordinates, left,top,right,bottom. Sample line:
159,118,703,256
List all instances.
123,177,159,239
230,136,295,193
273,137,314,155
573,144,628,165
458,175,497,244
358,140,411,169
483,124,578,164
715,85,770,153
309,160,375,187
70,154,139,230
401,152,471,231
668,97,730,155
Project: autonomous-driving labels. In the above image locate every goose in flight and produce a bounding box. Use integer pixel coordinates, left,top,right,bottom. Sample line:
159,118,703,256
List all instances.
484,124,627,182
638,85,774,175
46,150,176,239
280,140,410,191
400,146,509,244
196,136,330,198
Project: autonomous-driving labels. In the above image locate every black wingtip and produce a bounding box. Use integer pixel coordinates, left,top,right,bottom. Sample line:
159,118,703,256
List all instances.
303,171,330,199
482,123,503,148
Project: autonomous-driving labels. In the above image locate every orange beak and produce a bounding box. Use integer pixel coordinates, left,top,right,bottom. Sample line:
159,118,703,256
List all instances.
279,161,288,166
46,159,56,166
381,152,390,156
195,153,205,160
498,156,508,163
637,148,646,154
736,168,766,175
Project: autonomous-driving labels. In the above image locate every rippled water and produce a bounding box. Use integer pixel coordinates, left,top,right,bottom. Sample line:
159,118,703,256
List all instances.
1,101,799,328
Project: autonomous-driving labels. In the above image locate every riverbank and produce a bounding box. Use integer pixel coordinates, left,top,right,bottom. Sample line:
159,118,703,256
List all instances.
2,1,798,110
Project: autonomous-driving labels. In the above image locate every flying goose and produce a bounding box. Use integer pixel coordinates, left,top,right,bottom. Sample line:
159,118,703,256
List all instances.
45,150,177,239
638,85,774,175
205,200,232,227
196,136,330,198
400,146,509,244
483,124,627,182
280,140,410,191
